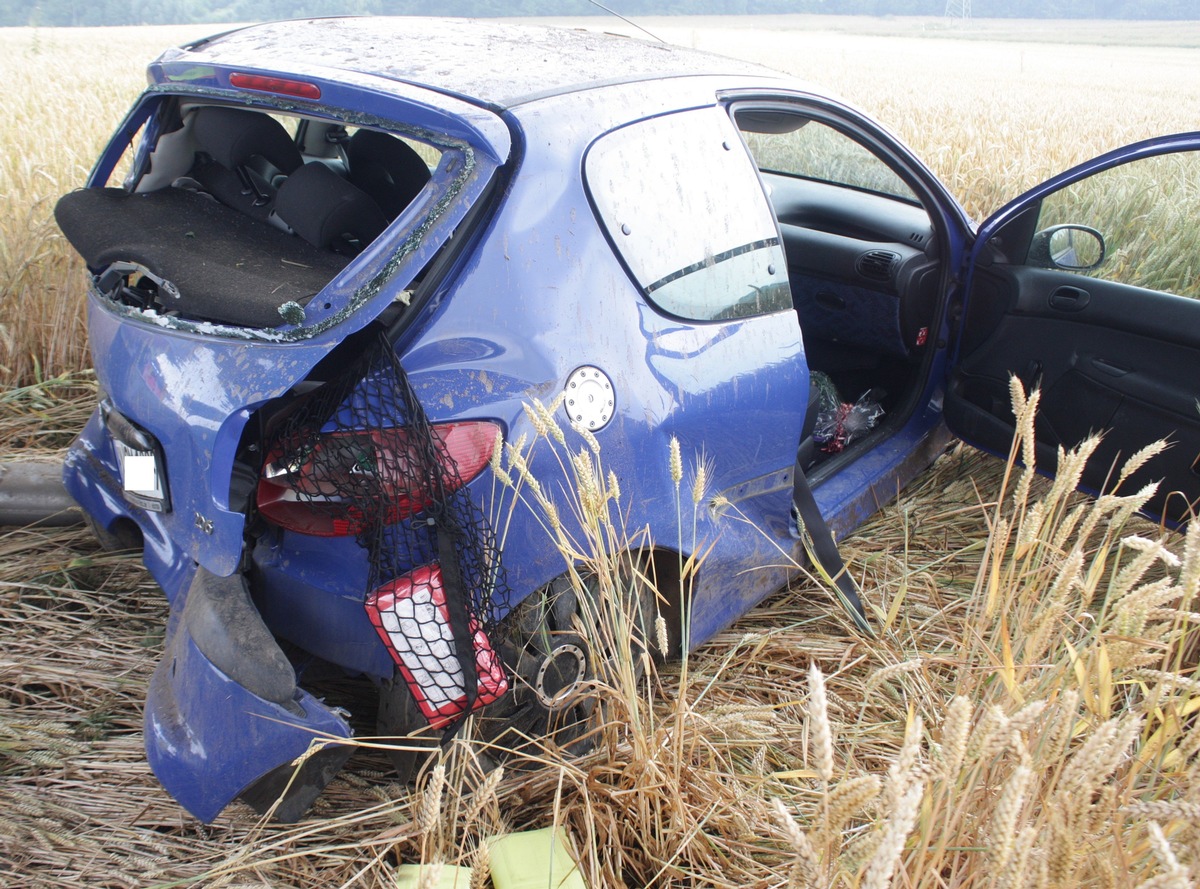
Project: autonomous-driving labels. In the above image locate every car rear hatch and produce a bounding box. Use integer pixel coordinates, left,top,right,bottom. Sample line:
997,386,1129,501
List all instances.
59,49,511,591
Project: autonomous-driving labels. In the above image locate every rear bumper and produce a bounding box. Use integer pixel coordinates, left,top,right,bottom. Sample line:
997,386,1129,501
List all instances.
63,406,196,600
68,409,359,821
145,566,353,823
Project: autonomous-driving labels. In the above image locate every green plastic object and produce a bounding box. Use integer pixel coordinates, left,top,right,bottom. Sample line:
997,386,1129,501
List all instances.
488,827,586,889
394,863,473,888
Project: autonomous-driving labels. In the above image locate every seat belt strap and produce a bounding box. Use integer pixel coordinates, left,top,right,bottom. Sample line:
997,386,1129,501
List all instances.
792,459,875,636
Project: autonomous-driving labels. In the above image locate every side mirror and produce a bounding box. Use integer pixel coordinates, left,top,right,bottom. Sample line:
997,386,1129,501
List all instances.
1028,224,1106,271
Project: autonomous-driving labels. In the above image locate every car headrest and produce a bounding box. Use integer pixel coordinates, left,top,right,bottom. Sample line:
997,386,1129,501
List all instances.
275,162,388,255
347,129,432,220
192,106,303,176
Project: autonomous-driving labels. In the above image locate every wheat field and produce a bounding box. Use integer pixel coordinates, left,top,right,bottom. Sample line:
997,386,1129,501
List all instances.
1,16,1199,889
2,17,1199,386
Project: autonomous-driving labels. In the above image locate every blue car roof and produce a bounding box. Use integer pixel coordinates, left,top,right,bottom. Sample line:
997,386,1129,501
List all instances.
171,17,785,110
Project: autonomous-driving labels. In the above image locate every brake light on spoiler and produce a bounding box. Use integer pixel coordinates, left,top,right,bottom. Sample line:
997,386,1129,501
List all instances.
229,72,321,100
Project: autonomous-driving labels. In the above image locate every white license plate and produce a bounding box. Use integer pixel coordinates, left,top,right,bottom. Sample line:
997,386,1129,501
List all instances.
115,440,166,509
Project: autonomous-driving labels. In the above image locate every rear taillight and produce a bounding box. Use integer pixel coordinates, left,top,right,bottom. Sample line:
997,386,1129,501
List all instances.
256,421,499,536
365,563,508,727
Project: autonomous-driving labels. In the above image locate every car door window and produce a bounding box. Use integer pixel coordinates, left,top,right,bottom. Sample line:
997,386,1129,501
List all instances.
1027,152,1200,299
585,107,791,322
950,142,1200,527
739,114,918,204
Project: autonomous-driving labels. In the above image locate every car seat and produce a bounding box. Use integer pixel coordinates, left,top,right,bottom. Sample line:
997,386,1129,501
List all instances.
347,129,431,221
274,162,388,257
190,106,305,221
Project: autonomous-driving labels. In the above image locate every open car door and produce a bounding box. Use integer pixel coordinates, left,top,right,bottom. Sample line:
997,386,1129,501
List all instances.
945,132,1200,526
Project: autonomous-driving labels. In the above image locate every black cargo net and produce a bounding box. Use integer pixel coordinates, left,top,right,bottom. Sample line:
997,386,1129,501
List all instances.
260,332,510,730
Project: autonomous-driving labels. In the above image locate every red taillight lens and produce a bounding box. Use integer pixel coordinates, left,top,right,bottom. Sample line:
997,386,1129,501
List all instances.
256,421,500,537
365,563,508,727
229,72,321,100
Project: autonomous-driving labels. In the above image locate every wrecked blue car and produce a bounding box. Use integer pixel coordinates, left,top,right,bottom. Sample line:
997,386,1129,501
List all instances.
56,17,1200,822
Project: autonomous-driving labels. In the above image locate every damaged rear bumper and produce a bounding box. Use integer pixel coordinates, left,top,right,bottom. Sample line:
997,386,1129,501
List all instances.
145,567,353,823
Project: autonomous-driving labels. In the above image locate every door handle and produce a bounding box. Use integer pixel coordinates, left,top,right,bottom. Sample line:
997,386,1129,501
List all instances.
1049,286,1090,311
1091,357,1129,377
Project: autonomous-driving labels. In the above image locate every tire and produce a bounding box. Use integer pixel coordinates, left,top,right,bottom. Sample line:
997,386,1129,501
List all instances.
376,668,441,783
376,559,662,780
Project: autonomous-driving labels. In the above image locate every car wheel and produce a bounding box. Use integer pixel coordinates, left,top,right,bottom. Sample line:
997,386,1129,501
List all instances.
377,560,662,781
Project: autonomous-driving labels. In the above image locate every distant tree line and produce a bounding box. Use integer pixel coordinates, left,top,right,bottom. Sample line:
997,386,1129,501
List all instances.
3,0,1195,27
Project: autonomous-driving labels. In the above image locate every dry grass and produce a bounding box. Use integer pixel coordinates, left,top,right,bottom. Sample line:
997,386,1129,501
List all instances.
3,15,1199,889
0,26,208,388
3,380,1198,887
4,376,1195,887
0,370,96,452
2,18,1199,387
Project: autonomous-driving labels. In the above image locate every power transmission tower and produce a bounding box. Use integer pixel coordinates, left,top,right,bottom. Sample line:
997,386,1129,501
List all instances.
944,0,972,18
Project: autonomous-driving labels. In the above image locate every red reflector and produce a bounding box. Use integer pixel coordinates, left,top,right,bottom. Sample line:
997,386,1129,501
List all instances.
257,421,500,537
364,564,507,728
229,72,321,100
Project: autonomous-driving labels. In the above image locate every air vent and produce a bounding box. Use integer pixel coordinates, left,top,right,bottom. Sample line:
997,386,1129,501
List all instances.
909,231,926,245
857,250,899,282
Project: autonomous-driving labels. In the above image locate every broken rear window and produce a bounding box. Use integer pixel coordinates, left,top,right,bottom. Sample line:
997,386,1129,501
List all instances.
56,97,449,333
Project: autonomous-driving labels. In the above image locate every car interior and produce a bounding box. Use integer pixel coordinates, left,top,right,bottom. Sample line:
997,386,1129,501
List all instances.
54,103,435,328
734,109,943,469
